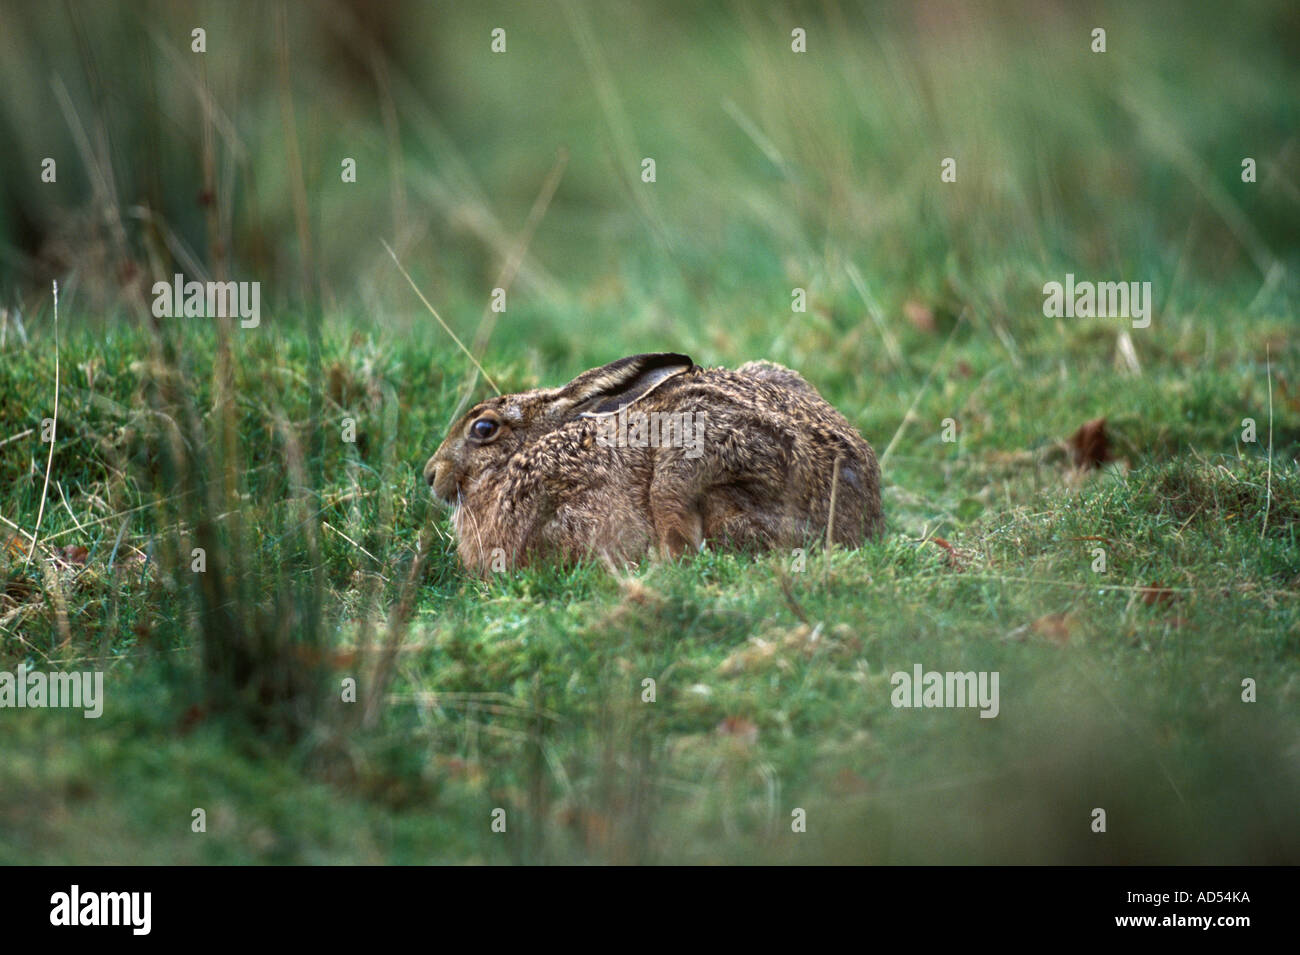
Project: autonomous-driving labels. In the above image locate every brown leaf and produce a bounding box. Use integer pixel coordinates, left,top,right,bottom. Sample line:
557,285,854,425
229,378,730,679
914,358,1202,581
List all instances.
1068,417,1112,469
1140,582,1175,607
904,300,936,334
60,545,89,565
928,536,966,569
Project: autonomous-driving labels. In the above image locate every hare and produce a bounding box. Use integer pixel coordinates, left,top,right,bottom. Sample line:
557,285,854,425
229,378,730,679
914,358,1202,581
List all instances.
423,353,883,574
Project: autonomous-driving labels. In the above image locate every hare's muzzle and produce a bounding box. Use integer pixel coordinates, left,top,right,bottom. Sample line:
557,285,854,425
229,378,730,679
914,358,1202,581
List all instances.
424,454,457,504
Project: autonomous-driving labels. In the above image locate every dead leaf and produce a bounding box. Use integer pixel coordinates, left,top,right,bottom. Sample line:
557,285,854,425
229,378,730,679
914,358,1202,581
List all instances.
904,300,936,334
928,536,966,569
59,545,89,565
1140,582,1175,607
1068,417,1112,469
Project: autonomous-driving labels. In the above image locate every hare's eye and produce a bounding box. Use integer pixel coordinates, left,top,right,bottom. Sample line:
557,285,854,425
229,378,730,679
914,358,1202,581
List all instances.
470,418,498,441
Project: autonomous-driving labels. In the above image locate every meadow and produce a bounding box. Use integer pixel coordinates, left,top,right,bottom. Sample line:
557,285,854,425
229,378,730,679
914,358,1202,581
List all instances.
0,0,1296,863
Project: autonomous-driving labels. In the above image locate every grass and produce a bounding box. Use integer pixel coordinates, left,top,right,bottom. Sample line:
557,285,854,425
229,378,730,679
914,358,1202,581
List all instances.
1,0,1298,864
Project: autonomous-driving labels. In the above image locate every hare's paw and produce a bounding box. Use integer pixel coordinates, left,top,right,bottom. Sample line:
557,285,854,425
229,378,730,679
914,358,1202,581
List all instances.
653,506,705,559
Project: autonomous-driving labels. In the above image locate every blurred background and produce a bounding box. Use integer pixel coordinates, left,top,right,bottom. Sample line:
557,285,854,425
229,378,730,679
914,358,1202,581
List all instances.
1,0,1295,348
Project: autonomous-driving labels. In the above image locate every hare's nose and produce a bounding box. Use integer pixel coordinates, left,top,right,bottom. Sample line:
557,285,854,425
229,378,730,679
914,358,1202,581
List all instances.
423,455,439,487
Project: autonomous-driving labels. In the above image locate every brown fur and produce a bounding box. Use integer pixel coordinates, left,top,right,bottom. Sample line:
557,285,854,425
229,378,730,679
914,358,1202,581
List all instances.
423,353,883,575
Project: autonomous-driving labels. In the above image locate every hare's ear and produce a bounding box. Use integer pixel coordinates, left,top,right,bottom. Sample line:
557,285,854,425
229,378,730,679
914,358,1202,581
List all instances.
552,353,694,418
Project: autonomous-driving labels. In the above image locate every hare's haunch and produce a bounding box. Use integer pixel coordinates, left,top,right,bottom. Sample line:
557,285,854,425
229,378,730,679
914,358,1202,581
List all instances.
424,353,883,574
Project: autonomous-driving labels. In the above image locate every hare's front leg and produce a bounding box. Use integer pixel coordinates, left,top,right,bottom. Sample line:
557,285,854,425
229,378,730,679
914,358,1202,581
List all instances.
648,453,706,559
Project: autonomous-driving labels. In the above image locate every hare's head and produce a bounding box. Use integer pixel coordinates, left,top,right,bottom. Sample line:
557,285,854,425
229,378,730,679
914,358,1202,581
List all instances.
423,353,695,506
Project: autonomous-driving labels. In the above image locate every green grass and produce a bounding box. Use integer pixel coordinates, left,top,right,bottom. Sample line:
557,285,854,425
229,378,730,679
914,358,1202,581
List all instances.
1,0,1298,863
